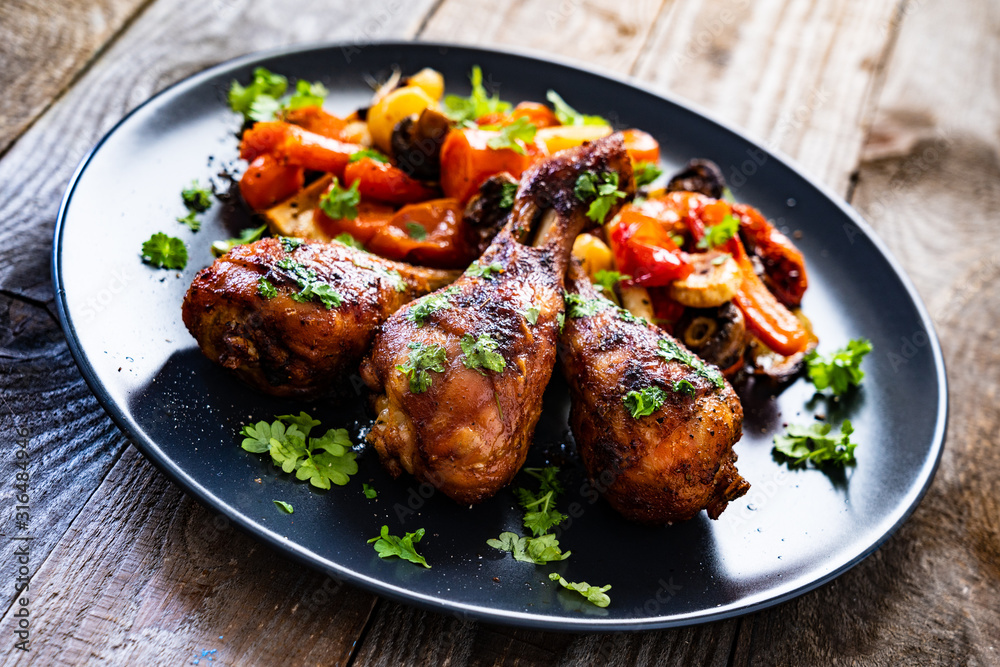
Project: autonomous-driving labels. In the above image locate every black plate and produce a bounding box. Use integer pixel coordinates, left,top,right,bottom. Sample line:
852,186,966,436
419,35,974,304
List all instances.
53,42,947,631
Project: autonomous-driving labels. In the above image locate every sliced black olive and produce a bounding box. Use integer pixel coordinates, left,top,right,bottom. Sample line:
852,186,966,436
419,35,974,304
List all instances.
666,159,727,199
675,302,748,370
390,108,451,181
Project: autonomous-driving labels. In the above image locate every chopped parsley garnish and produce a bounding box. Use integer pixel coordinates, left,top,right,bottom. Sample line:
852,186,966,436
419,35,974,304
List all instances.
275,259,343,309
460,333,506,374
593,269,629,296
515,467,567,537
673,379,696,397
405,287,458,326
623,386,668,419
405,222,427,240
548,573,611,608
564,292,613,318
141,233,188,270
656,338,725,388
557,312,566,333
181,180,212,212
240,411,358,489
697,213,740,249
319,177,360,221
273,500,294,514
348,148,390,163
442,65,511,124
280,236,304,253
362,483,377,500
368,526,430,568
396,341,447,393
498,181,517,209
257,276,277,298
466,261,503,279
227,68,328,123
773,420,858,467
574,170,626,223
211,224,267,257
546,90,608,126
176,210,201,232
335,232,366,250
487,532,570,565
805,339,873,396
486,117,537,154
285,79,328,111
634,161,663,187
618,308,649,326
522,305,540,325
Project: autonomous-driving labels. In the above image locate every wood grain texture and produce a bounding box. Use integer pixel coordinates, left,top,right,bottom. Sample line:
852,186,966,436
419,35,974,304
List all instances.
0,447,377,667
0,0,150,155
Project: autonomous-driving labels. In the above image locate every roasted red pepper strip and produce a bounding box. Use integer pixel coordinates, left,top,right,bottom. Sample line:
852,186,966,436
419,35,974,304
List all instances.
314,200,396,244
439,128,540,203
240,121,362,177
281,106,349,140
368,198,475,269
343,157,438,205
239,154,305,211
607,207,693,286
732,202,808,307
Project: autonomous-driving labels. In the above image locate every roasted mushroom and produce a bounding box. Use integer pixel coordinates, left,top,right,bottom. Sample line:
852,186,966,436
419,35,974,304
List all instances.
674,302,749,371
666,159,727,199
462,172,518,255
391,108,452,180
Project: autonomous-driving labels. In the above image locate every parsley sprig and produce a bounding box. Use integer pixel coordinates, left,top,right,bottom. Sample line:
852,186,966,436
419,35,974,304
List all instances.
460,333,506,374
466,261,503,279
488,466,570,564
697,213,740,249
574,170,627,223
240,412,358,489
548,573,612,608
485,117,537,154
805,339,873,396
545,90,608,126
405,286,459,326
368,526,430,568
227,68,328,123
488,533,569,565
564,292,614,319
623,386,668,419
396,341,447,393
442,66,512,124
656,338,725,388
773,420,858,467
275,259,343,309
211,224,267,257
141,233,188,270
319,178,360,221
634,161,664,187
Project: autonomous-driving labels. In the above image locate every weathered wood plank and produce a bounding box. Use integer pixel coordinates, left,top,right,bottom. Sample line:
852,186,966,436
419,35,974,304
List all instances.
0,0,150,156
728,0,1000,664
632,0,901,194
0,0,436,657
0,447,376,667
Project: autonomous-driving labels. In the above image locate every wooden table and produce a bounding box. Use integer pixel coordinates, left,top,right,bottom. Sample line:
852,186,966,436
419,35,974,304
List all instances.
1,0,996,664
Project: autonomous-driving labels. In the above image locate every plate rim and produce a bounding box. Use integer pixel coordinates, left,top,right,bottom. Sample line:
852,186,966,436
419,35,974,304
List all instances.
51,39,949,632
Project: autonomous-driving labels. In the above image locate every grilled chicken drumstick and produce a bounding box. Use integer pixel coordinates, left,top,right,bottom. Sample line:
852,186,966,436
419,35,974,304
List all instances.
360,134,635,503
182,237,457,397
559,261,750,523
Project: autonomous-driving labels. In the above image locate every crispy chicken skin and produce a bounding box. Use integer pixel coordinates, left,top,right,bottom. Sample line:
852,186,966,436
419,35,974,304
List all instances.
560,262,750,523
182,238,456,397
361,135,635,503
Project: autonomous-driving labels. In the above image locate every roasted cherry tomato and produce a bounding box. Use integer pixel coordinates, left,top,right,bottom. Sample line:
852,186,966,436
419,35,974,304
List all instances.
608,207,693,286
239,154,304,211
343,157,438,205
621,128,660,164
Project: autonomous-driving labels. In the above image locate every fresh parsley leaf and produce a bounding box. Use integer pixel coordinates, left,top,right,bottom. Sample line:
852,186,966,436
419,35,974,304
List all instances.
548,573,611,608
593,270,629,296
405,222,428,240
623,386,668,418
618,308,649,326
522,305,540,325
368,525,430,568
141,232,188,269
275,259,344,309
498,181,517,209
257,276,277,298
335,232,366,250
241,412,358,489
466,261,503,279
656,338,725,388
285,79,328,111
176,210,201,232
319,178,360,221
545,90,608,126
348,148,389,163
295,427,358,488
773,420,858,467
211,224,267,257
486,117,537,155
276,411,322,437
228,67,288,122
634,161,663,188
273,500,294,514
673,379,696,397
514,466,567,537
396,341,447,393
182,180,213,212
805,339,873,396
574,170,626,223
280,236,304,253
564,292,614,319
557,312,566,333
697,213,740,249
240,419,307,473
487,532,570,564
442,65,511,124
460,333,506,374
405,287,458,326
362,483,377,499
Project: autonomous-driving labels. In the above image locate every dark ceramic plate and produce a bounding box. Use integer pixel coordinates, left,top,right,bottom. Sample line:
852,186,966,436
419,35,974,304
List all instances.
53,42,947,631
